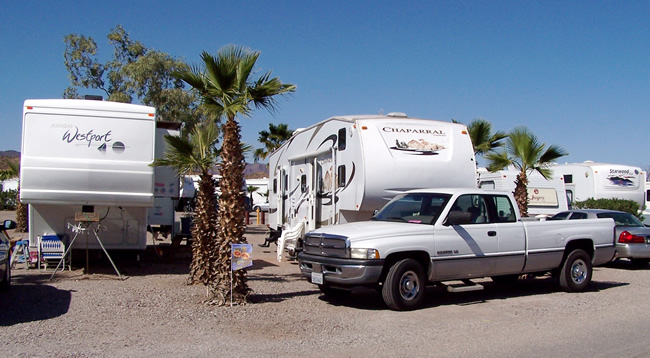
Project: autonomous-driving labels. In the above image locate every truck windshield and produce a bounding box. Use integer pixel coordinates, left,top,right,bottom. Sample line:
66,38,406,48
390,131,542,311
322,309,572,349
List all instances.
372,193,452,224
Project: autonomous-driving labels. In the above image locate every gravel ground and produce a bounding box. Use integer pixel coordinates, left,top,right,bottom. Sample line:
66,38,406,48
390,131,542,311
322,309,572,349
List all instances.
2,210,650,357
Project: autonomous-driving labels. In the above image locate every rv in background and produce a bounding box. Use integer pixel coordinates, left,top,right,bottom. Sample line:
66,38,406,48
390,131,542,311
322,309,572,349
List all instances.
477,168,569,217
553,162,645,209
245,178,269,212
20,99,179,251
147,121,182,234
641,180,650,222
268,113,477,259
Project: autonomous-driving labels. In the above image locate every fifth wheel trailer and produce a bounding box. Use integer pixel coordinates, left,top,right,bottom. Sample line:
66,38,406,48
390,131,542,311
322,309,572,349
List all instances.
20,99,178,252
267,113,477,259
553,162,645,208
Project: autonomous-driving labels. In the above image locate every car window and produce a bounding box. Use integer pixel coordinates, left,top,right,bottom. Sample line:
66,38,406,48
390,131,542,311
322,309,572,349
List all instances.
487,195,516,223
549,212,570,220
448,194,491,224
569,212,588,220
596,212,644,227
372,193,452,224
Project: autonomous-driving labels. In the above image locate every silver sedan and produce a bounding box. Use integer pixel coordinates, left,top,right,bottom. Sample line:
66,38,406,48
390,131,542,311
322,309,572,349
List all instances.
550,209,650,268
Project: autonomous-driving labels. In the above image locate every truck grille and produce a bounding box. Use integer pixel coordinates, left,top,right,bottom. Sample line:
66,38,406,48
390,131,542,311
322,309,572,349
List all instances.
302,233,349,258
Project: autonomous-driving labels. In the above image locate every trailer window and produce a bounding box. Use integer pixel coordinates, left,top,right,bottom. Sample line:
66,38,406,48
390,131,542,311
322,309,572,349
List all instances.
564,174,573,184
273,179,277,194
300,174,307,193
337,165,346,188
479,181,495,190
338,128,346,151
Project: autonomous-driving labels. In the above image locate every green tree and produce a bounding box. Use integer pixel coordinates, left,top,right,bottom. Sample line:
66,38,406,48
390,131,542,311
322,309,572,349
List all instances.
485,126,568,217
253,123,294,162
63,25,205,129
0,161,27,231
175,45,295,305
453,118,507,160
152,122,220,288
466,118,508,156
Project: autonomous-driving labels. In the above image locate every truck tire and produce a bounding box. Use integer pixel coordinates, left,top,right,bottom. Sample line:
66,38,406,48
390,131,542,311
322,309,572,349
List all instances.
382,258,426,311
558,249,592,292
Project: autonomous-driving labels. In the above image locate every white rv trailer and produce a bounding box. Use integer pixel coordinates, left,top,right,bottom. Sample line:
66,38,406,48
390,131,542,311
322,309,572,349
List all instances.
553,162,645,208
147,121,182,234
643,180,650,222
20,99,164,251
245,178,269,211
268,113,477,259
477,168,569,217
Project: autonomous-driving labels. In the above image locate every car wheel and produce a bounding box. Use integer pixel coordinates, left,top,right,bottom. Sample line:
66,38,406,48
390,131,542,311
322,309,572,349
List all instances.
253,206,260,212
630,258,649,269
0,261,10,292
382,258,426,311
559,249,592,292
318,284,351,299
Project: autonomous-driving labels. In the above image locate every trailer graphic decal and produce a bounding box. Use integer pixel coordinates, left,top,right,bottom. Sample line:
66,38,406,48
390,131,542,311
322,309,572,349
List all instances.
62,126,113,147
381,125,449,155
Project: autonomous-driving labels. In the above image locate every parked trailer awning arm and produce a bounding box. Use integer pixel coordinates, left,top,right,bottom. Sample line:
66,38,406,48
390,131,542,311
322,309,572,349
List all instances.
287,147,333,162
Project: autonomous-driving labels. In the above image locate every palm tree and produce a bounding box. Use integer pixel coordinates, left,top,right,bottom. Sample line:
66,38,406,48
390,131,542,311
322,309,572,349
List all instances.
1,161,27,232
253,123,294,162
152,122,220,288
175,45,295,305
485,126,567,217
466,118,508,157
246,185,259,210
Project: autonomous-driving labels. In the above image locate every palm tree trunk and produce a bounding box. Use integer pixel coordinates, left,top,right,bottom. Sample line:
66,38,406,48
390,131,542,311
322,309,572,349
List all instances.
514,172,529,217
214,117,250,304
189,173,219,286
15,184,28,232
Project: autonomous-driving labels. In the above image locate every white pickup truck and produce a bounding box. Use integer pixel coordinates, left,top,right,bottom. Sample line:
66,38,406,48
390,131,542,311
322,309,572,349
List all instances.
297,188,616,310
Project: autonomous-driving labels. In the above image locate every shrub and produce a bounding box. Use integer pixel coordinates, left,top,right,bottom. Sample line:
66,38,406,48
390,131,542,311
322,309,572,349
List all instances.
0,189,17,210
573,198,645,221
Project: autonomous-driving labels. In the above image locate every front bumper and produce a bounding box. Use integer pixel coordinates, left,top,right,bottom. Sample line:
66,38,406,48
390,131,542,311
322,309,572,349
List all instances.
297,252,385,286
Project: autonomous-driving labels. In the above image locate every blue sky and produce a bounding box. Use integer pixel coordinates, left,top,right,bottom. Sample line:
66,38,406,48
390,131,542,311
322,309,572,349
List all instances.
1,1,649,168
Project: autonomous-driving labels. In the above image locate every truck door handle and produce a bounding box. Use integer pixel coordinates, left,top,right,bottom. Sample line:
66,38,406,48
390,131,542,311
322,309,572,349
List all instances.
488,231,497,237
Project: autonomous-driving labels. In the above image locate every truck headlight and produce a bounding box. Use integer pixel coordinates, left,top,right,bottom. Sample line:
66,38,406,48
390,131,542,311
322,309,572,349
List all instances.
350,248,380,259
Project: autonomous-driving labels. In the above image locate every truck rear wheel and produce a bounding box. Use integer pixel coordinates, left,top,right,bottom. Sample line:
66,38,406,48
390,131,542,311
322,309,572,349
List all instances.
559,249,592,292
382,258,426,311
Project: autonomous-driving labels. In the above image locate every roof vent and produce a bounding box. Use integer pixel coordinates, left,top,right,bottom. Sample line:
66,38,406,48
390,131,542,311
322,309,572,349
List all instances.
386,112,407,118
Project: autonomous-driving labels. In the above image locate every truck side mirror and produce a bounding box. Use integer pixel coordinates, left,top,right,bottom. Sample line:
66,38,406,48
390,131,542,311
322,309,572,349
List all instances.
443,211,472,226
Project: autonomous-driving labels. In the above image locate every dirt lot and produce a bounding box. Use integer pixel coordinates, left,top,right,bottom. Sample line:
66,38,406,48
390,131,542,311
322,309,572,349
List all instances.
2,210,650,357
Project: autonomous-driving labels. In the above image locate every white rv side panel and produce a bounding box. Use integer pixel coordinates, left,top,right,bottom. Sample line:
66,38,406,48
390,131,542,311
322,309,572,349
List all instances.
359,118,476,212
555,162,645,207
20,99,156,207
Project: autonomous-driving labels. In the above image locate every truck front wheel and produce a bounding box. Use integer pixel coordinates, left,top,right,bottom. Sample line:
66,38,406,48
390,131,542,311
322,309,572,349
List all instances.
559,249,592,292
382,258,426,311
